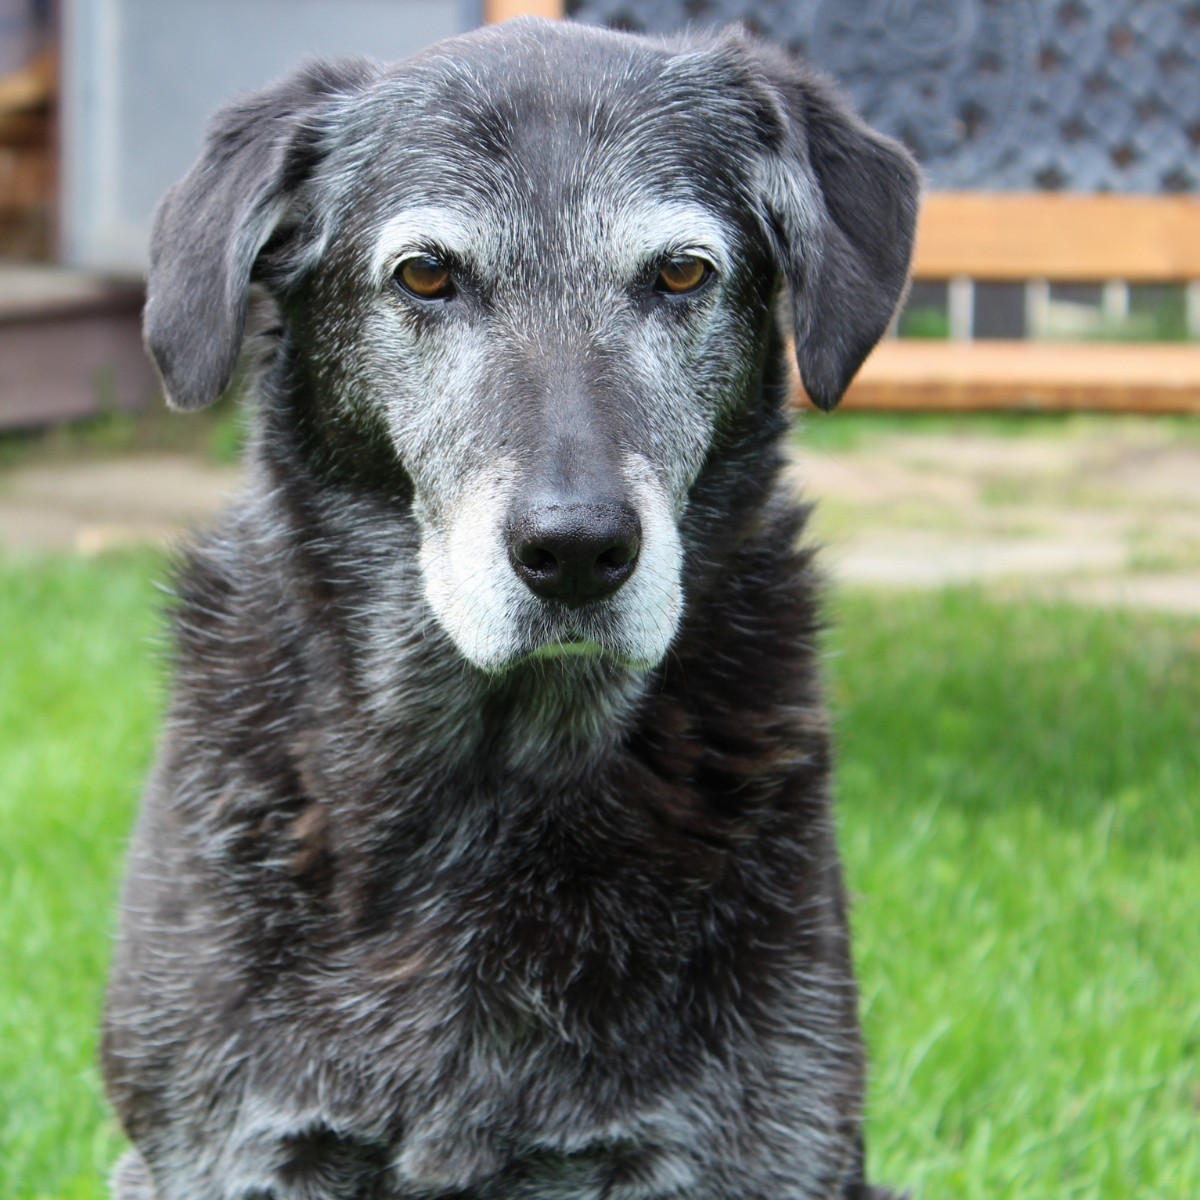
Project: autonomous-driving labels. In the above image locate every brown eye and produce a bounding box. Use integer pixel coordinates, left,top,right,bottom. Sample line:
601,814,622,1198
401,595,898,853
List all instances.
655,255,711,295
395,255,455,300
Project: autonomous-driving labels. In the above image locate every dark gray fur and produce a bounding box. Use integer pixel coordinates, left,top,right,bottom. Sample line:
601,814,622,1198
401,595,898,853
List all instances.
104,17,919,1200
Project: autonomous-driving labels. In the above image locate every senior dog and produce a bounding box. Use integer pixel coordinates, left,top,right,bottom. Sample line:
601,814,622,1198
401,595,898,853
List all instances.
102,16,919,1200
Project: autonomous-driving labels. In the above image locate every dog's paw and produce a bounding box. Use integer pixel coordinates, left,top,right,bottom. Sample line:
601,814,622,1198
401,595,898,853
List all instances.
110,1149,158,1200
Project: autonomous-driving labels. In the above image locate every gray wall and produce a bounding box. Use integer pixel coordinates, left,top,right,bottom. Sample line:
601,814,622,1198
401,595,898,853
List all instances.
61,0,477,274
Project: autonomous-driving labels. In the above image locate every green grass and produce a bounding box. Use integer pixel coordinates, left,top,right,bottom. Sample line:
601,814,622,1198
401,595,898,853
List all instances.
793,411,1200,455
896,304,952,340
893,288,1198,344
2,554,1198,1198
0,393,244,472
828,589,1200,1199
0,552,166,1199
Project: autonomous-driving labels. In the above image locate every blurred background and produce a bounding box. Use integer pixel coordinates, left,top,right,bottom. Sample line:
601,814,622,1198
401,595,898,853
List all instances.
1,0,1198,563
1,3,1197,1199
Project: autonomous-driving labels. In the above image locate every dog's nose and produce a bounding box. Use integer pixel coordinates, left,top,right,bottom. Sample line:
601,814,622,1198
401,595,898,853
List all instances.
507,501,641,607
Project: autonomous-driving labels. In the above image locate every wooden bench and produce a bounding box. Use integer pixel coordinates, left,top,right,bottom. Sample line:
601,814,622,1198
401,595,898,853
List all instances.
838,194,1200,413
485,1,1200,415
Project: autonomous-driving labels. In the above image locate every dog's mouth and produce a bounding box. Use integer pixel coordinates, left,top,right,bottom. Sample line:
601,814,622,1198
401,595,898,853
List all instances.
509,612,647,672
526,635,607,661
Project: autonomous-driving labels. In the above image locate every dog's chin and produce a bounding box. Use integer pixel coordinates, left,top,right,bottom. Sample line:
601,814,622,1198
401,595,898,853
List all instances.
453,627,672,677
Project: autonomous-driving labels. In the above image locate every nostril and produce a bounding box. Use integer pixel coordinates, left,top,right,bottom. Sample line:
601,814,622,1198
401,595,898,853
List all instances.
515,544,557,573
597,538,638,571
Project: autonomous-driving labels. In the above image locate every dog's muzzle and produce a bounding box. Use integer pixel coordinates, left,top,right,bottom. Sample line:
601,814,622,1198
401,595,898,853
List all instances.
506,500,641,608
417,457,681,672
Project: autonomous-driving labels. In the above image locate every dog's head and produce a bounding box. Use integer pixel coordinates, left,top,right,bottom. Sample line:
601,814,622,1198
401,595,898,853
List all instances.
144,19,918,673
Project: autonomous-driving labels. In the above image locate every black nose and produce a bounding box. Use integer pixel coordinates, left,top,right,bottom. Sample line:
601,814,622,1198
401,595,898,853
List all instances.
507,501,641,607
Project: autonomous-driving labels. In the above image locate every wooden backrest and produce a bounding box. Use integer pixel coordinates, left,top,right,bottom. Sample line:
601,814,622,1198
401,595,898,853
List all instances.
912,194,1200,283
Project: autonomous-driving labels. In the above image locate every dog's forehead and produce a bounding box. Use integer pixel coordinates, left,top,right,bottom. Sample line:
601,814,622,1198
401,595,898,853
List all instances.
336,24,765,271
396,21,757,168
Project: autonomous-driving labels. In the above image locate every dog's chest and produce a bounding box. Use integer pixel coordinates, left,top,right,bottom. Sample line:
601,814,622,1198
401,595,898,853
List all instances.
259,935,710,1199
324,772,717,1027
272,801,727,1195
383,1050,705,1198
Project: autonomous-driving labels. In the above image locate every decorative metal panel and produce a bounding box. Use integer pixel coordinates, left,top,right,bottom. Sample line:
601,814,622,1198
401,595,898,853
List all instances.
567,0,1200,194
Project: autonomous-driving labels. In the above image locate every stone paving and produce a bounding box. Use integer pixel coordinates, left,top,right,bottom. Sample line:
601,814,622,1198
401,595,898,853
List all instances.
2,421,1198,612
799,444,1136,587
0,455,241,555
791,421,1200,613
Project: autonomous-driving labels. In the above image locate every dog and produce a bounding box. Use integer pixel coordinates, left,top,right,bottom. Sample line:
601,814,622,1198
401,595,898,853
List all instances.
102,16,918,1199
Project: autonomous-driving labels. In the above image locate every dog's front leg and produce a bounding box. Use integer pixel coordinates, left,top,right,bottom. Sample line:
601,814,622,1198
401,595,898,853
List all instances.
110,1129,395,1200
111,1150,158,1200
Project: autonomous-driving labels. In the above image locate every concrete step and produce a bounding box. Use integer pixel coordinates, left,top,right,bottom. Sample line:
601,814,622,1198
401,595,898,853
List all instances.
0,265,158,429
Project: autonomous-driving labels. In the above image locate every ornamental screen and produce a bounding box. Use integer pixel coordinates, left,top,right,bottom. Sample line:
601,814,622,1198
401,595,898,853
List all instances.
567,0,1200,194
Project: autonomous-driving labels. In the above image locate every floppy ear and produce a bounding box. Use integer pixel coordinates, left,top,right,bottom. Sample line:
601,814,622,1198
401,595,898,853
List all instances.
143,60,375,411
750,45,921,411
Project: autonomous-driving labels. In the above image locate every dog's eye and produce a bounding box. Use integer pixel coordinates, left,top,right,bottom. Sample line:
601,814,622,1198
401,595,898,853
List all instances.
655,255,711,296
395,255,455,301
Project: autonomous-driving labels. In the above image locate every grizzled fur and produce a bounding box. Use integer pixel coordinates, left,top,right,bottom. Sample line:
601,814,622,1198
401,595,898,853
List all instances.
102,17,919,1200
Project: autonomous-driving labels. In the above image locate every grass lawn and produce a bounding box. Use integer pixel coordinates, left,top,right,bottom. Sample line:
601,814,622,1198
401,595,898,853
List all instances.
2,551,1197,1198
794,409,1200,454
827,589,1200,1198
1,552,164,1199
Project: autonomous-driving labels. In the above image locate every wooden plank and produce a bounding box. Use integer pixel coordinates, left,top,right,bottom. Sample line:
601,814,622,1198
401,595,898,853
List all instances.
484,0,564,20
791,340,1200,414
0,51,54,116
913,194,1200,283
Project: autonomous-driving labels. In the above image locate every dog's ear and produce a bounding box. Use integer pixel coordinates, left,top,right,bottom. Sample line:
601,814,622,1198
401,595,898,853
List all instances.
143,60,375,411
745,42,921,411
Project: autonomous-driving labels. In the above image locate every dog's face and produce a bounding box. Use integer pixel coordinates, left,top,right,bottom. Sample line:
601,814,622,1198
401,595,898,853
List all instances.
319,39,772,671
143,19,918,673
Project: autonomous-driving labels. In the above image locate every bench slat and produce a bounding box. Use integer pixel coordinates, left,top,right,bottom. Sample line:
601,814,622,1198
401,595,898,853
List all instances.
821,340,1200,413
913,194,1200,283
